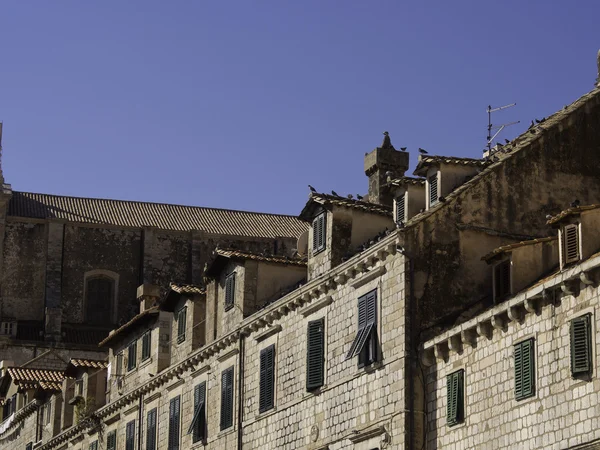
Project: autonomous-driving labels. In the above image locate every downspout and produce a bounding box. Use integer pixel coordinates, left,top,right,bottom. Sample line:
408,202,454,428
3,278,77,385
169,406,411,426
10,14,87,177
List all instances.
137,393,144,450
237,333,245,450
407,257,416,450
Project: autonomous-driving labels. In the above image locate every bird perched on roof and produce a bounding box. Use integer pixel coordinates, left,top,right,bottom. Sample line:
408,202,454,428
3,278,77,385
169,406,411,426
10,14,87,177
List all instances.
400,147,407,151
308,185,316,193
356,194,364,200
438,196,446,202
418,148,428,154
528,120,535,129
571,199,580,208
381,131,393,149
347,194,353,199
331,190,340,197
504,139,510,144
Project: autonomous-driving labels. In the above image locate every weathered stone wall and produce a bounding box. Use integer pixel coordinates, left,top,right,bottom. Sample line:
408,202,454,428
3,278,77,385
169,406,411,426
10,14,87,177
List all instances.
424,279,600,449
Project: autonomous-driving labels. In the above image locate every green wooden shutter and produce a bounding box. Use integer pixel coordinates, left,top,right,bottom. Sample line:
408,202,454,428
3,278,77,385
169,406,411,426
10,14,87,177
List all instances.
146,408,157,450
515,339,535,400
26,443,33,450
127,341,137,371
259,345,276,412
168,396,181,450
306,319,325,391
177,307,187,343
345,294,368,360
571,314,592,375
220,367,234,430
142,332,151,361
446,370,464,426
107,430,117,450
189,382,206,442
89,441,98,450
225,273,236,311
125,420,135,450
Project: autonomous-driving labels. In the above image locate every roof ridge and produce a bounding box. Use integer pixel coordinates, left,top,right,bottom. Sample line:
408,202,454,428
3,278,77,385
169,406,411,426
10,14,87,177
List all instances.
12,191,302,219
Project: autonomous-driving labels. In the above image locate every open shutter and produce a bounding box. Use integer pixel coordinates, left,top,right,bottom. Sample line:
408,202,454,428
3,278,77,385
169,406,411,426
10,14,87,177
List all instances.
515,339,535,400
189,382,206,442
225,273,236,310
306,319,325,390
571,315,592,375
259,345,275,412
177,307,187,343
168,396,181,450
318,214,326,250
429,173,438,205
345,295,368,360
395,195,405,224
220,367,234,430
564,224,580,263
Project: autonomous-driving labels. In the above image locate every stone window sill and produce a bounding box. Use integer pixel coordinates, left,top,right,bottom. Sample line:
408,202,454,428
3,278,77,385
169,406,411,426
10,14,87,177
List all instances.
256,406,277,420
139,357,153,370
217,427,236,439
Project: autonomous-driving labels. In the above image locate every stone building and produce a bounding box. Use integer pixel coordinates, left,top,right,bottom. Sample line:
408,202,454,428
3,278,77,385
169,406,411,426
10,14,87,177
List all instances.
1,54,600,450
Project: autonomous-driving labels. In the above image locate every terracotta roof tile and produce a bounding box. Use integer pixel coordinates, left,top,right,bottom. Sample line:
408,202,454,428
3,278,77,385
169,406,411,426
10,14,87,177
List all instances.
7,368,65,385
482,236,557,262
300,193,392,219
215,248,307,266
169,283,206,295
98,307,159,348
389,176,426,186
37,381,63,392
546,204,600,225
414,155,489,176
8,192,308,239
69,359,108,370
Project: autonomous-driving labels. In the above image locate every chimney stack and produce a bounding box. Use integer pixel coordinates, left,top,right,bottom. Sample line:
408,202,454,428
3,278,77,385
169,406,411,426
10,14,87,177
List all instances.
137,283,161,313
364,132,409,206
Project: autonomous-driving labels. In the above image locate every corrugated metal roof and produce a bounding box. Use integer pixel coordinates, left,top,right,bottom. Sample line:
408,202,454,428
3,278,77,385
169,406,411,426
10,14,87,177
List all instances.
8,192,308,239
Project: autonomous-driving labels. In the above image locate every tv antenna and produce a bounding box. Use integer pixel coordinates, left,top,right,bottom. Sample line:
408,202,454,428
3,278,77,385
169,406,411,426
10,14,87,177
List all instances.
486,103,519,153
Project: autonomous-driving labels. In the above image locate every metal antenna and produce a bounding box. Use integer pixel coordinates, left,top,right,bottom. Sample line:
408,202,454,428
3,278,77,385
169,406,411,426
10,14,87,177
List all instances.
486,104,519,153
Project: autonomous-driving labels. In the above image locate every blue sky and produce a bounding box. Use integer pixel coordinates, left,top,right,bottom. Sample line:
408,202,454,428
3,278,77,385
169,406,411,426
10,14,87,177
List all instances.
1,1,599,215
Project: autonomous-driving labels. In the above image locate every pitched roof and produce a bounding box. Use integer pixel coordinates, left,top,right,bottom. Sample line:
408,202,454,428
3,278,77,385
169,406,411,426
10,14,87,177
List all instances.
482,236,558,262
389,176,426,187
98,307,159,348
169,283,205,295
205,248,307,278
160,283,206,313
8,192,307,239
546,204,600,225
413,155,489,176
299,192,392,220
6,367,65,391
65,359,108,378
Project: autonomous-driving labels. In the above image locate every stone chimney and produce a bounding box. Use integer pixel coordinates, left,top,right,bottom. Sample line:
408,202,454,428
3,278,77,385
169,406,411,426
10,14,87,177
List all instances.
364,132,409,206
137,283,161,313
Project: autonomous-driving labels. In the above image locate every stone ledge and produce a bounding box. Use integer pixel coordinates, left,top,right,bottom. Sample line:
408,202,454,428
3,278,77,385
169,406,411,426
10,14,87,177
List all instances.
300,296,332,317
253,325,282,342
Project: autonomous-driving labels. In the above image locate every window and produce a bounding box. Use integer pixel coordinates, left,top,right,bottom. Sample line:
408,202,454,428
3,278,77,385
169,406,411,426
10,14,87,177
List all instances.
146,408,157,450
259,345,276,413
188,382,206,443
116,352,124,389
26,443,33,450
306,318,325,391
225,273,236,311
168,396,181,450
125,420,136,450
75,379,84,396
494,259,511,300
514,338,535,400
176,307,187,344
141,331,151,361
106,430,117,450
220,367,234,430
127,341,137,371
45,400,51,424
563,224,580,264
312,213,326,253
2,322,13,336
345,290,378,367
446,369,464,426
89,440,98,450
395,194,406,224
10,394,16,414
429,172,438,206
571,314,592,376
86,276,114,325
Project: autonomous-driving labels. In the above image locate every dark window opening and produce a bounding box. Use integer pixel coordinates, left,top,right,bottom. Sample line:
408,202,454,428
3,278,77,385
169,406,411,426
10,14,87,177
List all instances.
86,276,114,325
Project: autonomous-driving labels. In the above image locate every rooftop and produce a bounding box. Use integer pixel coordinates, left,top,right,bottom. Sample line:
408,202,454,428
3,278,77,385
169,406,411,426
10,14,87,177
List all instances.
8,192,307,239
299,192,392,220
388,176,426,187
5,367,65,391
413,155,489,176
98,306,159,348
481,236,558,262
547,204,600,225
205,248,307,278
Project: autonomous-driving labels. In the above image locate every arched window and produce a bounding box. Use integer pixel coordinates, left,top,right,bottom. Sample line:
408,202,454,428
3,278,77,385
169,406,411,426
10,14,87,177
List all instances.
86,275,115,325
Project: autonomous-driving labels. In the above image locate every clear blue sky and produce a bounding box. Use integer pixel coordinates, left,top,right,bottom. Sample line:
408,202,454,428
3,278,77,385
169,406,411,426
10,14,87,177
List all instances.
1,2,599,215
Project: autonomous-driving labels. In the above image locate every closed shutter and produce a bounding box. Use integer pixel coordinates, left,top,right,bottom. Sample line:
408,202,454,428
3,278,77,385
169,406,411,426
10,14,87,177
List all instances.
395,195,405,224
142,332,151,361
225,273,236,311
168,396,181,450
127,341,137,371
312,216,319,251
125,420,135,450
571,314,592,375
429,173,438,205
564,224,580,263
177,307,187,343
312,213,326,252
259,345,276,413
89,441,98,450
446,370,464,426
220,367,234,430
146,408,157,450
106,430,117,450
494,259,511,300
514,339,535,400
306,318,325,391
189,382,206,442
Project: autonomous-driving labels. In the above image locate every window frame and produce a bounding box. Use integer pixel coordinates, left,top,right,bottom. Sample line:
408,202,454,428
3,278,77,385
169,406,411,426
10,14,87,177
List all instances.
224,272,236,312
168,396,181,450
146,407,157,450
106,430,117,450
89,440,99,450
514,338,535,401
394,193,406,224
570,313,593,377
428,171,439,207
127,340,138,372
189,381,207,443
563,223,581,264
141,331,151,362
306,318,325,391
83,271,118,325
220,366,234,430
312,212,326,254
259,345,276,413
176,307,187,344
125,419,136,450
345,289,378,368
446,369,465,427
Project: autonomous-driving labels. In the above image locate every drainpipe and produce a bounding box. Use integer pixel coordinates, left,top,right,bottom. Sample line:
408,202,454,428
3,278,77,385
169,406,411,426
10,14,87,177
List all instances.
237,333,245,450
137,393,144,450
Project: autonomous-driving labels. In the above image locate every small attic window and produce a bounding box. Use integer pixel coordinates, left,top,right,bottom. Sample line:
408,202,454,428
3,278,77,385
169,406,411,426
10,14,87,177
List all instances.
395,195,406,224
312,213,326,254
494,259,511,301
429,173,439,206
563,223,580,264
